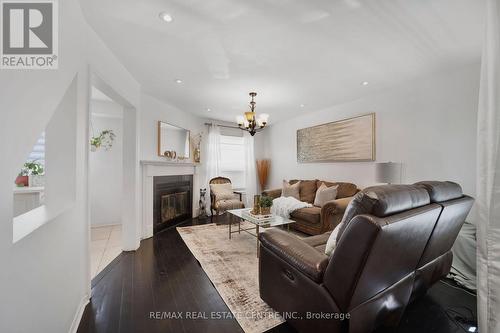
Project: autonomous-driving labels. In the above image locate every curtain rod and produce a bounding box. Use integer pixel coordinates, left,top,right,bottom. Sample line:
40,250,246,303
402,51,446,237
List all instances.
204,122,240,129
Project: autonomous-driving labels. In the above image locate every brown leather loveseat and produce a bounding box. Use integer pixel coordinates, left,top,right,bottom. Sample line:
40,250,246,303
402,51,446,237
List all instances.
263,180,359,235
258,181,473,333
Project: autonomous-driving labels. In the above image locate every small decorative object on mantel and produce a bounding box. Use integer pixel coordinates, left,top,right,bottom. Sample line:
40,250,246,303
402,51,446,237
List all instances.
198,188,207,218
235,92,269,136
90,129,116,152
163,150,177,161
190,132,202,163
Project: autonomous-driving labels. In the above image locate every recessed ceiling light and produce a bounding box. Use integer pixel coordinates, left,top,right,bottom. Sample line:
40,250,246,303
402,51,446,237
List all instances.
300,104,305,108
159,12,173,22
175,79,182,84
206,108,211,112
361,81,369,86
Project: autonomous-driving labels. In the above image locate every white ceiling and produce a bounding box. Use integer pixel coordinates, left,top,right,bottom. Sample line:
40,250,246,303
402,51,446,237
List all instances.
81,0,484,123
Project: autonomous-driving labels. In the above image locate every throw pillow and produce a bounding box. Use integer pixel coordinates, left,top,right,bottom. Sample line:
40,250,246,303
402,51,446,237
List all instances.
281,180,301,200
210,183,234,200
335,192,378,244
314,183,339,207
299,179,318,203
325,221,342,256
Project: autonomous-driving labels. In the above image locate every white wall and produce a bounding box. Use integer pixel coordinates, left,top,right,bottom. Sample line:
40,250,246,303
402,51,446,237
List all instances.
261,64,479,199
140,93,206,216
89,100,123,226
0,1,141,332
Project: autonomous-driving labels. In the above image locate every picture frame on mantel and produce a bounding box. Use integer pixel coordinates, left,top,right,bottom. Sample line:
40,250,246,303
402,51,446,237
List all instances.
297,113,375,162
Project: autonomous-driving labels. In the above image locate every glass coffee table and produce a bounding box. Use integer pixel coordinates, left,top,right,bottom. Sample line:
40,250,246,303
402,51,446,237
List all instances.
227,208,295,256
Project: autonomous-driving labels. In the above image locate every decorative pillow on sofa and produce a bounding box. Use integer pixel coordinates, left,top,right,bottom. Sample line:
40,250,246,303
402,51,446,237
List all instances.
299,180,318,203
313,183,338,207
281,180,301,200
324,192,377,256
324,221,342,256
210,183,234,200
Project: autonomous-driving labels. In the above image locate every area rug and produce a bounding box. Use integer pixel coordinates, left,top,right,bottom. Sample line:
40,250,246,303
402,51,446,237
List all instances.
177,222,285,333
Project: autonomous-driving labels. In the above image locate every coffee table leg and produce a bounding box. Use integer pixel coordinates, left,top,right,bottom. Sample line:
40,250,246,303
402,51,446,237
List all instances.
229,217,231,239
256,225,260,257
238,219,241,234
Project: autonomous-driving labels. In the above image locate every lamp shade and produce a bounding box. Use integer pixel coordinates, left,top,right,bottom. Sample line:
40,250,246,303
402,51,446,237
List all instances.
375,162,402,184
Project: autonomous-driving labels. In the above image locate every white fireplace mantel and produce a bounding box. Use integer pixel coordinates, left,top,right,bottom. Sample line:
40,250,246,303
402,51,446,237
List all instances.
141,160,199,239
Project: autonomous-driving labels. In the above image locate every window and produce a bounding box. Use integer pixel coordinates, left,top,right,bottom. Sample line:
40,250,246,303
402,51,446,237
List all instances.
219,135,246,189
28,132,45,166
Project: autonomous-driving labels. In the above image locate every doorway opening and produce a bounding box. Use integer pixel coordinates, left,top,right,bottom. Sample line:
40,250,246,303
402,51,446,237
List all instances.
89,86,124,278
87,73,139,283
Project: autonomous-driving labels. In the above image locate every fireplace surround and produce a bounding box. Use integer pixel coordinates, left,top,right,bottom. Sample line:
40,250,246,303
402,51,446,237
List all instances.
141,160,198,239
153,175,193,233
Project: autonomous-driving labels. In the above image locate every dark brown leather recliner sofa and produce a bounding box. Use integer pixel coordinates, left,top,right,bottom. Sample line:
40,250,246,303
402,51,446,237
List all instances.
258,181,473,333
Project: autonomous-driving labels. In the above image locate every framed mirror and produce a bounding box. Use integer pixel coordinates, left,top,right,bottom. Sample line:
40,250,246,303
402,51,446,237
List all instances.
157,121,190,159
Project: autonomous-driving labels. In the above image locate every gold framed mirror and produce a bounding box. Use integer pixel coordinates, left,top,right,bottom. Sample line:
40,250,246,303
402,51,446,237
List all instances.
157,121,190,159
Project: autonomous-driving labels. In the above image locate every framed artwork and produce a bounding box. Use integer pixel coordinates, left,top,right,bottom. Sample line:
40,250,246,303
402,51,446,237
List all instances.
297,113,375,162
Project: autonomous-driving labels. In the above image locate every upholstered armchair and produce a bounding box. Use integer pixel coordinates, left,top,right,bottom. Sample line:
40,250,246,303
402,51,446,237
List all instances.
209,177,245,221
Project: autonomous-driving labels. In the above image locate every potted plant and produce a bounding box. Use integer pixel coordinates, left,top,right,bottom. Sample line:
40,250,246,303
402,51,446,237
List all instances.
15,161,44,187
15,168,29,187
25,161,44,187
259,196,273,215
90,129,116,152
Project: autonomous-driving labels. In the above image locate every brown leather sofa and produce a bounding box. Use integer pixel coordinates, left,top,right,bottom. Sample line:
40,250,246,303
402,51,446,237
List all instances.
262,180,359,235
258,181,473,333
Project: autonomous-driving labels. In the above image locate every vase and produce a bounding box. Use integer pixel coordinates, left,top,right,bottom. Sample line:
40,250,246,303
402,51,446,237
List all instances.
194,148,201,163
29,175,45,187
15,175,29,187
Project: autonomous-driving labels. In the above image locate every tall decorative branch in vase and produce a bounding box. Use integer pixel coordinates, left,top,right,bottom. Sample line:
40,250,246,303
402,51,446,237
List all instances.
256,159,270,192
191,132,203,163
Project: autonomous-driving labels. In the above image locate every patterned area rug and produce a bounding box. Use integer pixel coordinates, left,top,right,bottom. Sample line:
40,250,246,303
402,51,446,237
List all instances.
177,222,285,333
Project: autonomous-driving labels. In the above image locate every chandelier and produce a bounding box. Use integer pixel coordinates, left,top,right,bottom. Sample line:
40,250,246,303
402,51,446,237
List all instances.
236,92,269,136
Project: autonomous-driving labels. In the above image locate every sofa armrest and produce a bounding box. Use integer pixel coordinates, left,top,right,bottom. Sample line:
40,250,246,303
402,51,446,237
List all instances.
259,229,329,282
262,188,282,199
320,196,355,231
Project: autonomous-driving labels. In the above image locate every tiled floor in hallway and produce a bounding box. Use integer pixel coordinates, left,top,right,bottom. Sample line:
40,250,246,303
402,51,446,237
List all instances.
90,225,122,279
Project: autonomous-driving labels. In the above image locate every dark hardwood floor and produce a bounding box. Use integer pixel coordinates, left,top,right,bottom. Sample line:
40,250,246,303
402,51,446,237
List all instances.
78,215,477,333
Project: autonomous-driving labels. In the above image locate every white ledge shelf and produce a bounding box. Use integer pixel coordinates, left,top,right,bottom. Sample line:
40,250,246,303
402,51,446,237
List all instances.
140,160,197,167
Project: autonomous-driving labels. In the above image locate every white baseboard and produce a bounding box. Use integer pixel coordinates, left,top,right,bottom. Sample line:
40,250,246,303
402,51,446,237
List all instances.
91,222,121,228
69,295,89,333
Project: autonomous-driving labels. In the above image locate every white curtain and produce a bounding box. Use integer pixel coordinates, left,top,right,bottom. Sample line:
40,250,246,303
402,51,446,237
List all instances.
243,132,257,207
476,1,500,332
205,124,221,188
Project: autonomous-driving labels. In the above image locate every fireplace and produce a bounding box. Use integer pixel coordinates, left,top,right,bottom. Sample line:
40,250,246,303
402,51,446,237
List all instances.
153,175,193,233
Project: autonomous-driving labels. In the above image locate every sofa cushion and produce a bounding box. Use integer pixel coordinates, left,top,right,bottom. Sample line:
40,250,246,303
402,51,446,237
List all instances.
299,179,318,203
335,192,378,243
364,184,430,217
314,183,338,207
303,231,331,248
414,181,463,203
210,183,234,200
282,180,301,200
291,206,321,224
319,180,358,199
325,221,343,256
